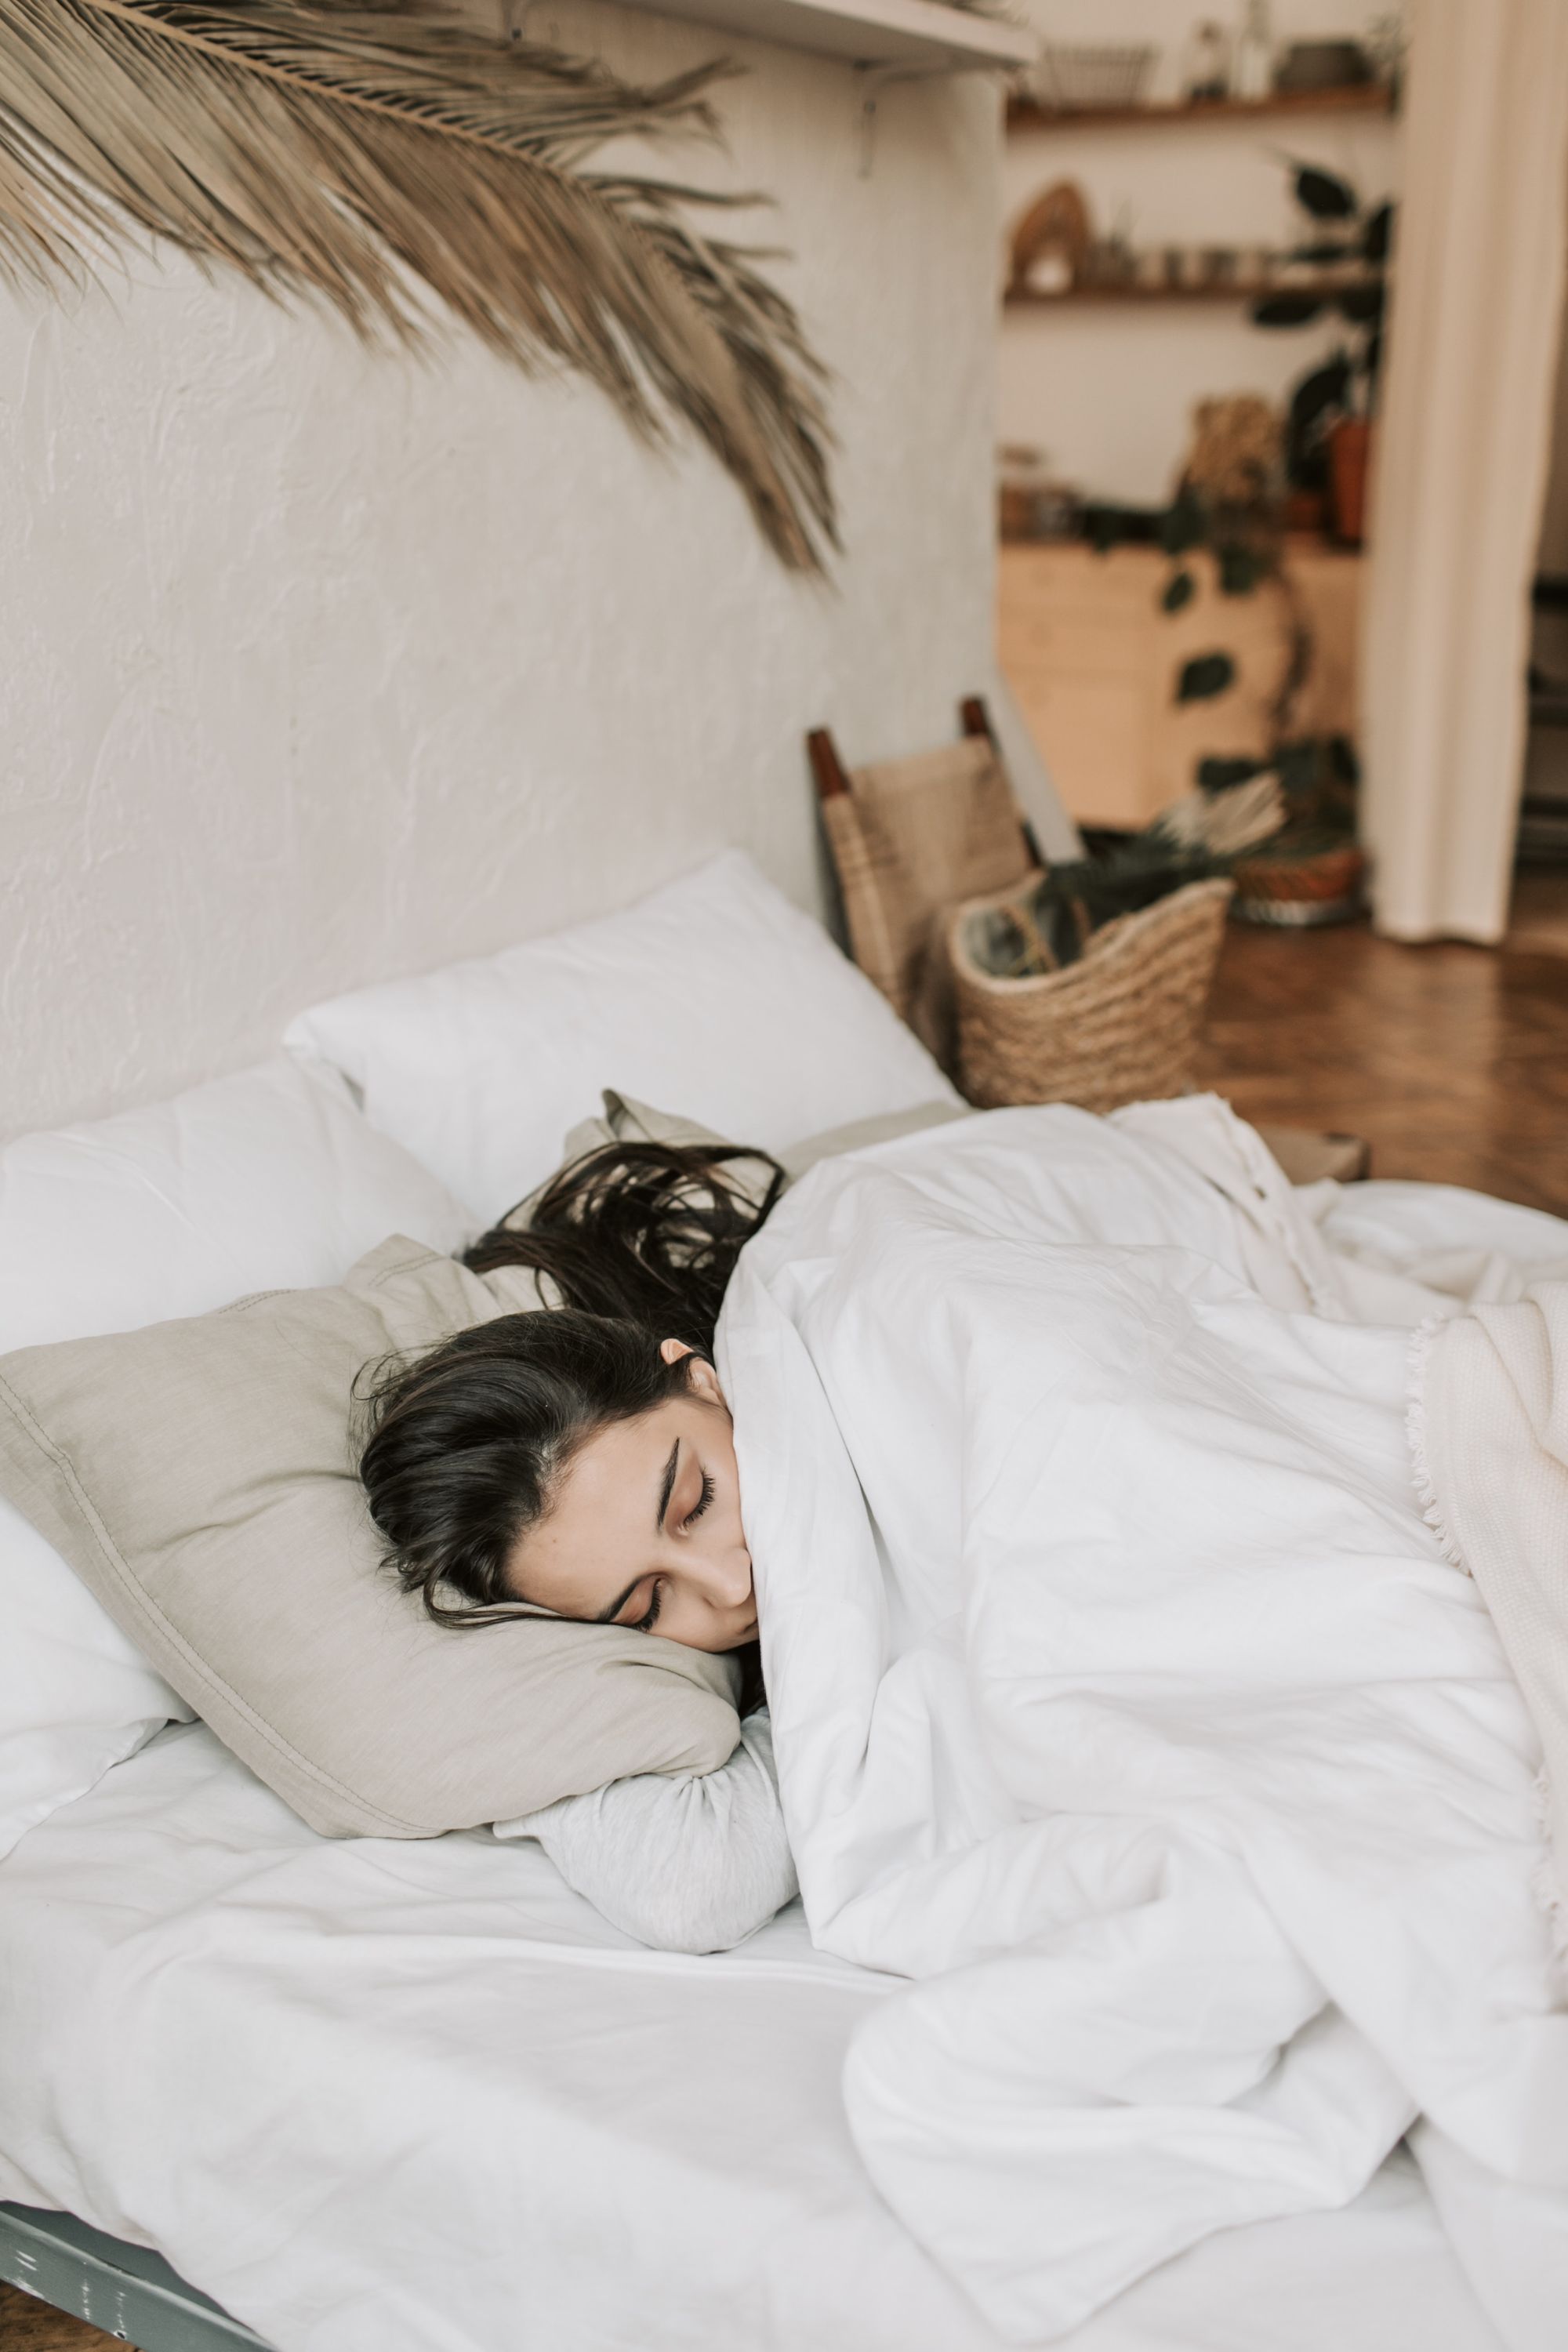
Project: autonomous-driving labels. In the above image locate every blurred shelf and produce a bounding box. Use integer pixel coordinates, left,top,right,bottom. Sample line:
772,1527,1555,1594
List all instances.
1005,275,1374,308
614,0,1037,69
1008,85,1396,132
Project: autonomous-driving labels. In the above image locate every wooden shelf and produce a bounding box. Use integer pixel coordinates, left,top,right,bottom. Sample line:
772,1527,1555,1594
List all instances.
1005,275,1375,309
612,0,1037,70
1008,85,1395,132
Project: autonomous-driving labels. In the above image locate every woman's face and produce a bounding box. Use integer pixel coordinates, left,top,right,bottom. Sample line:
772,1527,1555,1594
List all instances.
505,1343,757,1653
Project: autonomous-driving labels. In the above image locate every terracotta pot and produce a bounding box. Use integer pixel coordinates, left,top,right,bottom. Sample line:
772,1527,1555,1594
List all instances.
1283,488,1327,537
1328,416,1373,546
1232,840,1367,927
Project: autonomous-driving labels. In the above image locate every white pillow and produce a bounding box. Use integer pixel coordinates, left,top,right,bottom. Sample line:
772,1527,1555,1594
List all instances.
0,1052,476,1352
285,851,960,1222
0,1051,475,1853
0,1497,194,1862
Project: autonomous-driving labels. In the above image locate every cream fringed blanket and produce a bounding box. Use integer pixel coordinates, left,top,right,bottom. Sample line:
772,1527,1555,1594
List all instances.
1413,1284,1568,1932
720,1102,1568,2348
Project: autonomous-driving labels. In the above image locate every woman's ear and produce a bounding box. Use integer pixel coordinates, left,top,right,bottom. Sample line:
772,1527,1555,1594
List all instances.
661,1338,725,1406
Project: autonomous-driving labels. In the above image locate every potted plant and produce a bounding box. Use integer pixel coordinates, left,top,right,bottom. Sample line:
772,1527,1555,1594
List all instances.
1151,405,1365,925
1250,164,1394,545
1081,395,1367,925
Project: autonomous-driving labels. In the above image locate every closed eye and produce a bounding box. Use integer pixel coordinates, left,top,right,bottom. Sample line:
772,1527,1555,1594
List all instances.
632,1581,663,1635
684,1472,715,1529
624,1474,715,1629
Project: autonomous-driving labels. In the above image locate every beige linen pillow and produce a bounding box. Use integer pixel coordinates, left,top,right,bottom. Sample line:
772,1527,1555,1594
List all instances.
577,1088,969,1182
778,1098,971,1181
495,1091,778,1239
0,1236,740,1839
561,1088,731,1163
500,1089,970,1235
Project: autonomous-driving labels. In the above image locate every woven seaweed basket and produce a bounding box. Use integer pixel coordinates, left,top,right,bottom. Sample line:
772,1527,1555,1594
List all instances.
947,876,1234,1115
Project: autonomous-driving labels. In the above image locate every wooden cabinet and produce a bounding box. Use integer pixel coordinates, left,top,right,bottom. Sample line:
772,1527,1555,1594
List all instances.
999,542,1361,829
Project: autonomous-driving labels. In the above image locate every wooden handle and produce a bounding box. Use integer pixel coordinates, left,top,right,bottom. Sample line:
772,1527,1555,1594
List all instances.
960,696,1045,873
806,726,851,803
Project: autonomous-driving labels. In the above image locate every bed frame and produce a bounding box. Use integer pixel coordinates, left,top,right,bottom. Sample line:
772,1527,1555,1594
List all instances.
0,2202,272,2350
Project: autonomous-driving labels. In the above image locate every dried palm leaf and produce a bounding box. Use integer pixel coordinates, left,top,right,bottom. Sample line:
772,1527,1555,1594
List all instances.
0,0,836,569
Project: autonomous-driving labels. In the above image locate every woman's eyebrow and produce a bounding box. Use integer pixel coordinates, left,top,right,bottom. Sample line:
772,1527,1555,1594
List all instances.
593,1441,682,1625
655,1437,681,1532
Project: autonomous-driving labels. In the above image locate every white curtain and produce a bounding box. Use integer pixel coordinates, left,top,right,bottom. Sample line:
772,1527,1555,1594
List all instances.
1361,0,1568,942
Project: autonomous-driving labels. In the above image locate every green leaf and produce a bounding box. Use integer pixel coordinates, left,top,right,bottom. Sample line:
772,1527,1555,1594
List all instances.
1161,568,1196,613
1276,738,1323,802
1338,282,1385,325
1286,354,1353,479
1177,652,1236,703
1252,292,1327,328
1363,201,1394,263
1198,755,1267,792
1288,240,1356,264
1293,163,1358,220
1290,356,1353,430
1287,442,1330,495
1160,488,1205,555
1218,546,1265,597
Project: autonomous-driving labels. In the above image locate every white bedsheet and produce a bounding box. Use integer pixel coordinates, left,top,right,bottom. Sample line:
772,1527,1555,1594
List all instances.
717,1106,1568,2350
0,1720,1505,2352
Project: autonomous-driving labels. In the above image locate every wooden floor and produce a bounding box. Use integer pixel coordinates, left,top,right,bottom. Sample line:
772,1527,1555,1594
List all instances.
0,2283,129,2350
2,895,1566,2352
1200,900,1568,1217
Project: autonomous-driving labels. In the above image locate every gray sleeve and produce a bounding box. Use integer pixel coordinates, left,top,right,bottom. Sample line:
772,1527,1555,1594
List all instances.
491,1709,797,1955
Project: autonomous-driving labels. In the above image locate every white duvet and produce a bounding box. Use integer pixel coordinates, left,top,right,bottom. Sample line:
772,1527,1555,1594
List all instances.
716,1102,1568,2350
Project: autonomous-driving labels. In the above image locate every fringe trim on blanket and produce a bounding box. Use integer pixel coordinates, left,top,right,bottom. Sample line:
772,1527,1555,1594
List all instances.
1405,1318,1466,1571
1530,1770,1568,1974
1406,1328,1568,1982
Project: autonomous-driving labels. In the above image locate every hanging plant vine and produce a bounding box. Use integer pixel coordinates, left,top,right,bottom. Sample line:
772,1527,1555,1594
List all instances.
0,0,837,570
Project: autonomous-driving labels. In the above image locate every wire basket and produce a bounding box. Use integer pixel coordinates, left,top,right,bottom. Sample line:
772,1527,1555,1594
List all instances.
1040,42,1156,110
948,877,1232,1116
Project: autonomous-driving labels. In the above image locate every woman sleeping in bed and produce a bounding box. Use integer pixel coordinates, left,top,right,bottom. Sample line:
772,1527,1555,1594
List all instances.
353,1105,1568,2332
357,1140,798,1954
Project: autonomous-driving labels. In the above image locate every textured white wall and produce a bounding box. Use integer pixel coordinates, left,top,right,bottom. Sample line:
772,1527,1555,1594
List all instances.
0,3,1005,1138
1003,0,1403,505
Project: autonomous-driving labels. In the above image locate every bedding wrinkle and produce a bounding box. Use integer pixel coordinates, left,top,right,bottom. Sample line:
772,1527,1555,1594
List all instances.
4,1729,998,2352
1410,1280,1568,1985
719,1104,1568,2348
0,1383,1524,2347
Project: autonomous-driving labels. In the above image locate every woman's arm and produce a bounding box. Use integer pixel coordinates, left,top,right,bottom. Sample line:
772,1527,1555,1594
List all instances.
492,1710,797,1954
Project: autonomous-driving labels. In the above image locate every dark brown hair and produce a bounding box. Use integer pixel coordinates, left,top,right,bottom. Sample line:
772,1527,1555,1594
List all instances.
466,1139,784,1358
357,1139,783,1629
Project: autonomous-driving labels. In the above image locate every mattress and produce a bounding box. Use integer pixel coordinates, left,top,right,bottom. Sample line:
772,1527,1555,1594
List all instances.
0,1721,1505,2352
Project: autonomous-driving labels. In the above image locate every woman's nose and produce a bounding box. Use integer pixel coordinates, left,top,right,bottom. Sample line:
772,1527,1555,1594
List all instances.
695,1546,753,1611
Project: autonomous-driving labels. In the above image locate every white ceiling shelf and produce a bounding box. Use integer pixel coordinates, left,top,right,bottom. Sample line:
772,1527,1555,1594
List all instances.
611,0,1037,72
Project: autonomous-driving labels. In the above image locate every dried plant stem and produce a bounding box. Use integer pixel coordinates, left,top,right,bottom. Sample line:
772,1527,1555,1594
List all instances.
0,0,837,569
